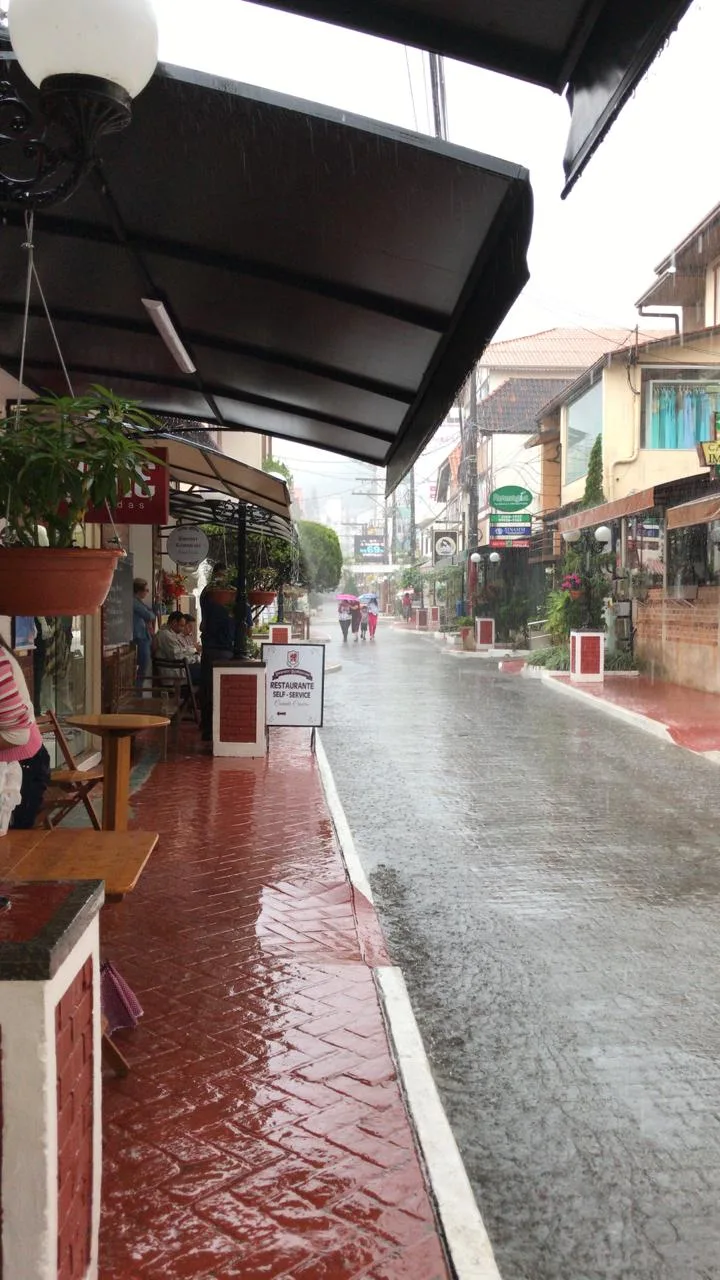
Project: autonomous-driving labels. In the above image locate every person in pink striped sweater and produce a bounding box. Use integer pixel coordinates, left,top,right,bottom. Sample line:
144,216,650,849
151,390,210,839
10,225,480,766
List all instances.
0,638,50,829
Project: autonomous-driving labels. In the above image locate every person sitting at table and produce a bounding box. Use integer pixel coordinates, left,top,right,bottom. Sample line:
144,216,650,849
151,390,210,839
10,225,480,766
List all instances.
180,614,200,655
154,612,201,684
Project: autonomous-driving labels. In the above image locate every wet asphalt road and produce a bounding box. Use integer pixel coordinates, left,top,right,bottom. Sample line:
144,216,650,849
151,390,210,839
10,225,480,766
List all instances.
320,615,720,1280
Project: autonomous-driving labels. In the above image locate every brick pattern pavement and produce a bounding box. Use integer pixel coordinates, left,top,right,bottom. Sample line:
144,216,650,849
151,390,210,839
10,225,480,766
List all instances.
99,732,450,1280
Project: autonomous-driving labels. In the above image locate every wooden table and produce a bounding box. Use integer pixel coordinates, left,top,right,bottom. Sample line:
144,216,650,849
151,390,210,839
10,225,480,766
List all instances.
65,714,169,832
2,827,159,1074
0,828,158,898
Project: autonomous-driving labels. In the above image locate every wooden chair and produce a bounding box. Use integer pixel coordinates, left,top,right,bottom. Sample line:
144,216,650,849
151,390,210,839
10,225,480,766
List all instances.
37,710,103,831
153,656,201,725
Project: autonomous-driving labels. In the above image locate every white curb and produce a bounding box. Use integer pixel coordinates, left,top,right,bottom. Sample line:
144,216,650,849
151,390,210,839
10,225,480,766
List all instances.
315,730,502,1280
315,731,374,902
543,673,674,745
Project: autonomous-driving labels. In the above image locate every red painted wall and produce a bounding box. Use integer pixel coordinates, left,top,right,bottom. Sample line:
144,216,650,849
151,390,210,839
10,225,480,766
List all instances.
56,958,94,1280
219,675,258,743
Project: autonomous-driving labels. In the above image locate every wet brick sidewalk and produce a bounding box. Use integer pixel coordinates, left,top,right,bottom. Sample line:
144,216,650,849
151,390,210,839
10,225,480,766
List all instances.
321,619,720,1280
99,731,451,1280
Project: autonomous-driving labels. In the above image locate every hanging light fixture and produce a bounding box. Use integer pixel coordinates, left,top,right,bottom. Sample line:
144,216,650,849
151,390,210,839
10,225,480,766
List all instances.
1,0,158,207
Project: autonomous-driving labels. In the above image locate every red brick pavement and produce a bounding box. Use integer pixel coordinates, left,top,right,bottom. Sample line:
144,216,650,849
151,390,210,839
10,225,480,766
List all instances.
100,732,451,1280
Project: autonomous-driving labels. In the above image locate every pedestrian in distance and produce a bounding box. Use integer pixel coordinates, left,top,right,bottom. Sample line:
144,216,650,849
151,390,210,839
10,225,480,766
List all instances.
132,577,155,690
338,603,351,643
360,604,369,640
368,597,379,640
350,601,362,643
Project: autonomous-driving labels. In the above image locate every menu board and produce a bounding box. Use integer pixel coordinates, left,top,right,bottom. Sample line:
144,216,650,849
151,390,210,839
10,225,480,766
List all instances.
102,553,134,648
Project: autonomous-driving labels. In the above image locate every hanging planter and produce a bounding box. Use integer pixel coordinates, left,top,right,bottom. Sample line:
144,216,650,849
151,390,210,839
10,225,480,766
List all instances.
249,589,276,607
0,388,161,618
204,586,236,607
0,546,123,616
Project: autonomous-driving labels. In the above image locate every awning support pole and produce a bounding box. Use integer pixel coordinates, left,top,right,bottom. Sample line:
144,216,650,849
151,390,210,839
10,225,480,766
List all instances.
234,501,248,659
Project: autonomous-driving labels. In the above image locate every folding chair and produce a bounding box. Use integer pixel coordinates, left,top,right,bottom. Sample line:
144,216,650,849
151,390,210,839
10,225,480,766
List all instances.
37,710,103,830
153,657,201,725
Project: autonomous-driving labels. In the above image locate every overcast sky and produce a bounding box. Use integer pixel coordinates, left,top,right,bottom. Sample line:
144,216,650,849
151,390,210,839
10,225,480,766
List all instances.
154,0,718,501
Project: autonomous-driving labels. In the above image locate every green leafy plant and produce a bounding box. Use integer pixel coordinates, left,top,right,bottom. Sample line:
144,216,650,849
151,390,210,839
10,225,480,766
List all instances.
0,387,160,548
527,644,638,672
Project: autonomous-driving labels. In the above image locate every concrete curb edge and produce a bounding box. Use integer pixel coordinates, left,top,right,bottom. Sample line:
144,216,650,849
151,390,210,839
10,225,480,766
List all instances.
314,730,503,1280
542,672,675,745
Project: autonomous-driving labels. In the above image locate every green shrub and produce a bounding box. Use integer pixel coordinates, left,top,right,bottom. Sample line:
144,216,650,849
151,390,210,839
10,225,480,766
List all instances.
527,644,638,672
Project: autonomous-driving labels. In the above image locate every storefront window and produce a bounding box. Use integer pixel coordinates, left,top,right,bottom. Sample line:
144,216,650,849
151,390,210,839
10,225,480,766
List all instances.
642,368,720,449
666,523,720,591
565,381,602,484
35,616,89,766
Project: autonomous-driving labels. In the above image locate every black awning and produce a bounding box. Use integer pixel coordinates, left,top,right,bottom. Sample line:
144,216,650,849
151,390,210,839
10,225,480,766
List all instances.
0,62,532,495
242,0,692,193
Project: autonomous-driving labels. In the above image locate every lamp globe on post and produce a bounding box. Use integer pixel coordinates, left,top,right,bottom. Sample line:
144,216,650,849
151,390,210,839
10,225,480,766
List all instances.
489,551,501,564
594,525,612,546
5,0,158,205
562,529,581,544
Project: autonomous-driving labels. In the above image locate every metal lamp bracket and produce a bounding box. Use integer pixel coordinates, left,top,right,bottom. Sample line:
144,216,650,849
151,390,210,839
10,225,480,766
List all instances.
0,72,131,207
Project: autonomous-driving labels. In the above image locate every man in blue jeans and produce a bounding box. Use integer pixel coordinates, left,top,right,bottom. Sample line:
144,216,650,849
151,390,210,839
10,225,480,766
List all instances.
132,578,155,689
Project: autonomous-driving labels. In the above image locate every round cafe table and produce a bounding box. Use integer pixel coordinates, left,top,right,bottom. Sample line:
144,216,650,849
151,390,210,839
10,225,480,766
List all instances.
65,714,170,832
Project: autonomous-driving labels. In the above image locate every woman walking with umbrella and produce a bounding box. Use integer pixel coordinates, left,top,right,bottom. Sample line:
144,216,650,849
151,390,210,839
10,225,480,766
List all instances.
338,599,352,643
349,599,362,643
367,595,379,641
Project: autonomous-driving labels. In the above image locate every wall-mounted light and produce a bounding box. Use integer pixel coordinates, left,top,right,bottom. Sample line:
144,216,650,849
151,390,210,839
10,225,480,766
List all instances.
2,0,158,208
141,298,196,374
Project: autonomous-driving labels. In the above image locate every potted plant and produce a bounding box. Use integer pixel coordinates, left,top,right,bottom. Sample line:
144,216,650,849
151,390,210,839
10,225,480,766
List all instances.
0,387,161,615
561,572,583,600
457,615,476,650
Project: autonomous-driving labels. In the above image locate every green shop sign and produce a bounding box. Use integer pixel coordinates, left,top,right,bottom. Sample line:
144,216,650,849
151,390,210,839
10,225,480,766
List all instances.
489,485,532,513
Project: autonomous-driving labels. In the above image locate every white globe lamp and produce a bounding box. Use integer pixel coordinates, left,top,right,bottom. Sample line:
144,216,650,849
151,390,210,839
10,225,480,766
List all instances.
562,529,581,544
8,0,159,99
470,552,482,565
489,551,501,564
4,0,159,205
594,525,612,545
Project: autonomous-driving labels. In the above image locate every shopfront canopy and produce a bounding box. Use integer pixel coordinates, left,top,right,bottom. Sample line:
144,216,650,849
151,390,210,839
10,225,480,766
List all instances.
246,0,692,194
168,487,294,541
0,61,533,495
143,434,290,521
557,489,656,533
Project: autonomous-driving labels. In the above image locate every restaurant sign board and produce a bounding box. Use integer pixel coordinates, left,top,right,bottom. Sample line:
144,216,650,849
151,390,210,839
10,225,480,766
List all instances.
489,485,532,513
262,643,325,727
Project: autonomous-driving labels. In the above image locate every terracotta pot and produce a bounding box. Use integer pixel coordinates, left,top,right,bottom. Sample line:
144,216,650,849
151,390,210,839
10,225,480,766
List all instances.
0,546,122,616
568,590,583,601
248,589,276,607
203,587,236,606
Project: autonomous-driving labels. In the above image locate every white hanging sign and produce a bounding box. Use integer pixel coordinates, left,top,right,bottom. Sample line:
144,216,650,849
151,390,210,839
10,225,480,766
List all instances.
262,643,325,727
167,525,209,565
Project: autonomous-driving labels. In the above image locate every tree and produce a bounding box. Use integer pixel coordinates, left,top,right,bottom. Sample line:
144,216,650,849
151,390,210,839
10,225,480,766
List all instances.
583,435,605,508
297,521,343,591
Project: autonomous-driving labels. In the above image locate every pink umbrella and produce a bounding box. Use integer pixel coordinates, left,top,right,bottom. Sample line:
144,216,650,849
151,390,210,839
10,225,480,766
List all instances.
336,593,359,602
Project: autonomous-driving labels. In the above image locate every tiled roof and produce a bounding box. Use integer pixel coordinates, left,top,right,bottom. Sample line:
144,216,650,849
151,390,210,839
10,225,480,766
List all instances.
480,326,669,369
475,378,572,434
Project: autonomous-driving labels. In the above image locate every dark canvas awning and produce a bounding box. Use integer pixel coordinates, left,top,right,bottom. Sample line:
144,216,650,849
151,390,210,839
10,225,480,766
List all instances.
0,61,532,494
243,0,692,193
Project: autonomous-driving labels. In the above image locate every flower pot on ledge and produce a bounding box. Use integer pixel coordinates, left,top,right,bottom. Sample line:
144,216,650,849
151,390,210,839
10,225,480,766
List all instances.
0,546,122,616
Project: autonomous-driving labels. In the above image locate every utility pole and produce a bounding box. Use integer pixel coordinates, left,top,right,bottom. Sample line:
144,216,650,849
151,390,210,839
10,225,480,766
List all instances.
408,468,416,563
465,365,478,550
